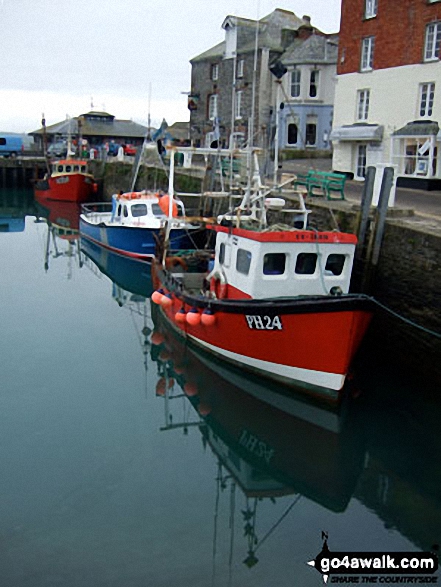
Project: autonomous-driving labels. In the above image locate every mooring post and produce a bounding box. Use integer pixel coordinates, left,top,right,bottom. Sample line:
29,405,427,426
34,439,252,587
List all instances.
355,165,376,261
371,166,394,266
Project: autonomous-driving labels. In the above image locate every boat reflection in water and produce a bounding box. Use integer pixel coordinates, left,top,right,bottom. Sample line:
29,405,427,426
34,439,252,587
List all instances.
149,302,366,568
150,301,441,569
34,194,83,273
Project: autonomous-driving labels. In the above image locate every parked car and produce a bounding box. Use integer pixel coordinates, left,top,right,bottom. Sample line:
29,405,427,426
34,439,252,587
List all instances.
47,141,69,158
107,142,120,157
123,144,138,156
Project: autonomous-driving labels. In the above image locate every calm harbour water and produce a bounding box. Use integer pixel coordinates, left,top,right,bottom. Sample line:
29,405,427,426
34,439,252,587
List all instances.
1,188,440,587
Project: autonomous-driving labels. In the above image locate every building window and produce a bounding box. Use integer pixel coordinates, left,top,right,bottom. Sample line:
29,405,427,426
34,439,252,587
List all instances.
287,123,298,145
235,90,243,119
356,144,367,178
211,64,219,81
263,253,286,275
237,59,244,78
309,70,319,98
236,249,252,275
419,82,435,117
208,94,218,120
361,36,375,71
290,69,301,97
424,22,441,61
305,123,317,146
365,0,377,18
357,89,370,121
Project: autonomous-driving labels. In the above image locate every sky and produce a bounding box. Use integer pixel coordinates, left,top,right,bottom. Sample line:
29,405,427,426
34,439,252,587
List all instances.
0,0,341,134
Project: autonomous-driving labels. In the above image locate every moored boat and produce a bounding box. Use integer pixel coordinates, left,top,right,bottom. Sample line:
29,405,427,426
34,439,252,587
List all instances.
150,147,374,402
79,190,206,261
34,158,98,203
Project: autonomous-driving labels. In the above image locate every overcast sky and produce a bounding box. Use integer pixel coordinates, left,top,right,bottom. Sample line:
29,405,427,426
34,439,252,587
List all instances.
0,0,341,134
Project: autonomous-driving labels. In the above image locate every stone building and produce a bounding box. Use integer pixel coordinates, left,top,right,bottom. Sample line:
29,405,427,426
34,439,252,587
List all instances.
188,9,338,152
331,0,441,189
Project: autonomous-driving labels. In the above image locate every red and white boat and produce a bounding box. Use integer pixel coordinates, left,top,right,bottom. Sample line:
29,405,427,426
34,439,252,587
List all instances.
150,147,374,402
34,158,98,203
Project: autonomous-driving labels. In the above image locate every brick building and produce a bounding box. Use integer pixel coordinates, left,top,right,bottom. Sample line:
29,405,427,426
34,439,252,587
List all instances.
188,9,337,152
331,0,441,189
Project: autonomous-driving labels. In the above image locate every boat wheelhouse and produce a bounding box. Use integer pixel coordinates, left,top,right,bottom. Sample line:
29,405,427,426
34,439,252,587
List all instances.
79,191,203,261
34,158,98,203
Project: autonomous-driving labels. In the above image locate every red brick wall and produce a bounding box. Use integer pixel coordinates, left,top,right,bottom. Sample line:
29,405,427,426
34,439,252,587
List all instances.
337,0,441,74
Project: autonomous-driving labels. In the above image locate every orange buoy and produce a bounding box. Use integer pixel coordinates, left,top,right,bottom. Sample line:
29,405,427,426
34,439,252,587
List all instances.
151,331,165,346
175,308,187,323
151,289,165,304
201,308,216,326
156,378,166,396
186,307,201,326
161,293,173,308
158,194,178,217
184,382,198,397
159,348,170,362
198,402,211,416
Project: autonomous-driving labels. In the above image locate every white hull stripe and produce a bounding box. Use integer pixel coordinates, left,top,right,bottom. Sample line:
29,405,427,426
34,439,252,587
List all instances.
189,335,346,391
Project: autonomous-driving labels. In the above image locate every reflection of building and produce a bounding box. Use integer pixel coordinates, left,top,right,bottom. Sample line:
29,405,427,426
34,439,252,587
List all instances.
189,9,338,152
331,0,441,189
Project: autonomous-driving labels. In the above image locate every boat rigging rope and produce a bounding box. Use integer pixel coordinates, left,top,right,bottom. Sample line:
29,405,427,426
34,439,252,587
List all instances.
365,295,441,340
254,494,302,553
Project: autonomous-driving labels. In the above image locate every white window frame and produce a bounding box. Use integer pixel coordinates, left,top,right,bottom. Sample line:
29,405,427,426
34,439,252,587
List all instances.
309,69,320,98
208,94,218,121
365,0,377,18
211,64,219,81
419,82,435,118
235,90,243,119
357,89,370,121
424,22,441,62
237,59,244,78
290,69,301,98
356,144,367,179
361,36,375,71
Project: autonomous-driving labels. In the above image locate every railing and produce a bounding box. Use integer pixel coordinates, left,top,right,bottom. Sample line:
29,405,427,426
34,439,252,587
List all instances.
81,201,112,224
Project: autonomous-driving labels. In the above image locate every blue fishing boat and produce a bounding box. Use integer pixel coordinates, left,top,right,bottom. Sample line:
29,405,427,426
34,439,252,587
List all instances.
79,191,203,261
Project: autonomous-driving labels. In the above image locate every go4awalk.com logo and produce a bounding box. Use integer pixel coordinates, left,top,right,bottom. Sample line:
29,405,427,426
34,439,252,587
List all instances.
307,533,439,584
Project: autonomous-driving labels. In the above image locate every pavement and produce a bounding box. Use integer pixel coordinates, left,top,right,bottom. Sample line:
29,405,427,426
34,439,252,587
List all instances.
280,158,441,234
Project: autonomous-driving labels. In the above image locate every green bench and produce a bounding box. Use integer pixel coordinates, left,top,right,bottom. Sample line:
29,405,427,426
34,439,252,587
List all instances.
294,169,346,200
220,157,240,177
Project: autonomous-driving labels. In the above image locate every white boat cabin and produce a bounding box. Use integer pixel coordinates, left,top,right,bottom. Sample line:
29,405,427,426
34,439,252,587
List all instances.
209,226,357,298
110,192,185,227
52,159,90,176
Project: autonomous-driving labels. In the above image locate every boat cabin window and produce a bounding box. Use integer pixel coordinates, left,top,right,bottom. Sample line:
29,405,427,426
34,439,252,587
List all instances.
295,253,317,275
152,203,166,217
57,165,63,172
325,254,345,276
177,203,184,217
131,204,148,217
73,165,80,172
123,205,129,218
66,165,72,172
81,165,86,172
263,253,286,275
236,248,252,275
117,204,122,216
219,243,232,267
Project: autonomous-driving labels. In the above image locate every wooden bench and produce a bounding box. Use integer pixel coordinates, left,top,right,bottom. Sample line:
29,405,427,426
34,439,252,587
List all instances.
294,170,346,200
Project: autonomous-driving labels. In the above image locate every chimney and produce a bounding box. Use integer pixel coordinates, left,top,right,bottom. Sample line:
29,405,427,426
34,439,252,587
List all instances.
298,15,313,40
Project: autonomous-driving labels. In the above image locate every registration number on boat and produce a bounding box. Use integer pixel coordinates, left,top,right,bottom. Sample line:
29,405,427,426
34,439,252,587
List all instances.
245,315,282,330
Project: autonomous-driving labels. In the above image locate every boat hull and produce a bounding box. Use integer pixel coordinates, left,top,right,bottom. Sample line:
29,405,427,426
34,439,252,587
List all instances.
79,216,198,261
151,267,373,401
35,174,96,203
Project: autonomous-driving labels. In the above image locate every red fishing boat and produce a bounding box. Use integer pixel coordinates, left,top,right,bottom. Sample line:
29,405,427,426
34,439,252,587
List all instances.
150,147,374,402
34,159,98,203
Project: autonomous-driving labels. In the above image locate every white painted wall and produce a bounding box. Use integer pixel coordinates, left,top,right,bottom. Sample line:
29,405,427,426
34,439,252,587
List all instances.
282,63,337,104
332,62,441,175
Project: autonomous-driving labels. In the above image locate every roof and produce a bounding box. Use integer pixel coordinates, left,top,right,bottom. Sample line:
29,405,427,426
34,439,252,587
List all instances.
167,122,190,141
330,124,384,142
29,114,149,139
392,120,439,137
281,34,339,65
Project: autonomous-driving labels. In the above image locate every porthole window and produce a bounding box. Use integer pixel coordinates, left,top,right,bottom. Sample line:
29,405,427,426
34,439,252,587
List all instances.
236,248,252,275
263,253,286,275
295,253,317,274
325,254,345,275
